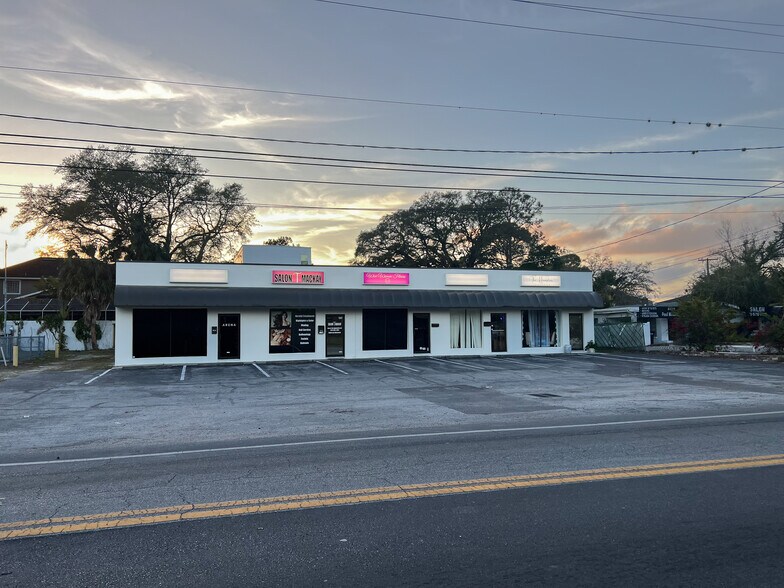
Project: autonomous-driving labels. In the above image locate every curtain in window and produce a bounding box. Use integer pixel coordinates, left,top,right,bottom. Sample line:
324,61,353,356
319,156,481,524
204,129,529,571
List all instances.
527,310,550,347
450,310,482,348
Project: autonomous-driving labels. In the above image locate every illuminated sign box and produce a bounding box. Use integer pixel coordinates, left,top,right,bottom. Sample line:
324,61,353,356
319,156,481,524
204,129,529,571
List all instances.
363,272,410,286
169,268,228,284
521,275,561,288
445,273,489,286
272,270,325,285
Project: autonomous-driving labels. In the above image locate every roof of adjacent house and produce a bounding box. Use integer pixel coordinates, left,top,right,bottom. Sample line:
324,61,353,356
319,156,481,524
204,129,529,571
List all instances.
3,257,66,279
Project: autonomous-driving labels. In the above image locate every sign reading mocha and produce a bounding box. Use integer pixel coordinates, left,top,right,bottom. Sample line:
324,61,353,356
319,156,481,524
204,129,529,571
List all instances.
114,256,601,366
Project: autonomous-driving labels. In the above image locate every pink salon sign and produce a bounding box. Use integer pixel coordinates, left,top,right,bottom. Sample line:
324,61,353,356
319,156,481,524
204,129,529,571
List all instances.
272,270,325,285
363,272,410,286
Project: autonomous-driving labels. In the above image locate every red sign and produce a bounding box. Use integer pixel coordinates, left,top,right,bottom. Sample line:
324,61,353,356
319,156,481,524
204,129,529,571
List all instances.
363,272,410,286
272,270,325,285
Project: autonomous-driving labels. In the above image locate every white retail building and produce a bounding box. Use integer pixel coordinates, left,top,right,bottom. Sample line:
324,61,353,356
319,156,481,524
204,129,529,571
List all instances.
114,255,601,366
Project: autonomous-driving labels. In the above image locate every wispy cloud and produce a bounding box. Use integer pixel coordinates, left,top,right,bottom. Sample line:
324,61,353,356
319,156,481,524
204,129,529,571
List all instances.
34,78,186,102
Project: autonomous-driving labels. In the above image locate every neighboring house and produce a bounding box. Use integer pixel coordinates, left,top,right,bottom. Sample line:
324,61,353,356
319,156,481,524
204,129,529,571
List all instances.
2,257,115,349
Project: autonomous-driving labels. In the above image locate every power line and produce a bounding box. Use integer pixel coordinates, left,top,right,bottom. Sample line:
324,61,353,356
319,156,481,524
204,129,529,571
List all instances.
0,112,784,187
509,1,784,39
569,182,784,257
0,191,749,211
4,158,784,200
5,137,784,190
511,2,784,28
5,113,784,159
652,225,782,271
3,67,784,133
314,0,784,56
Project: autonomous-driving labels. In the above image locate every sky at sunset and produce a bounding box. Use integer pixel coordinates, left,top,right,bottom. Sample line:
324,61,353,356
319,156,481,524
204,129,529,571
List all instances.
2,0,784,300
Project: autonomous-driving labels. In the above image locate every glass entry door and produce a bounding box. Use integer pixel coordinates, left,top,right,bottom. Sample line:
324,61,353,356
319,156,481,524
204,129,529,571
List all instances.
413,313,430,354
218,314,241,359
569,313,584,350
325,314,345,357
490,313,507,352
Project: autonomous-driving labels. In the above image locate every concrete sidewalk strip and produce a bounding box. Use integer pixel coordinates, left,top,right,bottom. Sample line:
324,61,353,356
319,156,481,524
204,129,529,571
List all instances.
3,453,783,541
430,357,486,370
316,361,349,375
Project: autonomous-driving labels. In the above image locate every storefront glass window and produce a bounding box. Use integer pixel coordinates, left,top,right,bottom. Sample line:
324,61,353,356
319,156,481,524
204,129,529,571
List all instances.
270,309,316,353
362,309,407,350
450,310,482,348
522,310,559,347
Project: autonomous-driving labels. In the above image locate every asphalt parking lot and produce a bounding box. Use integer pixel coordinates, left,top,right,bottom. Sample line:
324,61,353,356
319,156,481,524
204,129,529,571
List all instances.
2,353,783,462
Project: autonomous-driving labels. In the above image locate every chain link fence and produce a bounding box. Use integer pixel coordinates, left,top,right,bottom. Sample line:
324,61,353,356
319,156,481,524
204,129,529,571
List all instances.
0,335,47,365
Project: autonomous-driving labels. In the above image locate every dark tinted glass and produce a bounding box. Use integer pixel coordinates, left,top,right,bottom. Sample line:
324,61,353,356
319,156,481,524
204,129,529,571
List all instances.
133,309,172,358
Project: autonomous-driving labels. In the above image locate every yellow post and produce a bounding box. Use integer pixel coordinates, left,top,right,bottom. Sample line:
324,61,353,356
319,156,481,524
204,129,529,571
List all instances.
12,344,19,367
55,342,60,359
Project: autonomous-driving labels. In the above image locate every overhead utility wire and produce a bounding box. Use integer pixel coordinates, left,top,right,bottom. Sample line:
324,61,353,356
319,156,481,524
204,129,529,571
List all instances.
3,116,784,184
653,225,783,271
2,68,784,133
314,0,784,56
650,224,783,265
509,1,784,38
541,181,784,266
509,2,784,28
10,161,784,199
0,192,753,213
6,139,780,191
6,127,784,157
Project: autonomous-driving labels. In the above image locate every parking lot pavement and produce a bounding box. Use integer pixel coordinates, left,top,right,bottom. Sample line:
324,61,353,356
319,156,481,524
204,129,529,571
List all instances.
1,353,782,461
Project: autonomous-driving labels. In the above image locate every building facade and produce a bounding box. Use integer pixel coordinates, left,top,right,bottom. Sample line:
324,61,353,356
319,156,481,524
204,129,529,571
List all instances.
114,261,602,366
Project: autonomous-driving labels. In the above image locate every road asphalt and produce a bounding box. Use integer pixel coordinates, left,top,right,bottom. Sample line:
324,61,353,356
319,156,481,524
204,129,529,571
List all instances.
2,464,782,587
1,354,782,586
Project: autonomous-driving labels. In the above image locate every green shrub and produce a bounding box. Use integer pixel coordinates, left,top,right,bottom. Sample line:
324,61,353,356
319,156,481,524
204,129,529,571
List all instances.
73,319,103,351
754,316,784,351
671,297,732,351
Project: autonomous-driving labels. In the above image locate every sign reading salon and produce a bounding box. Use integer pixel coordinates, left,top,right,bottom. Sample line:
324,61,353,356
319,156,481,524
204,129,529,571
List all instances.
271,270,325,285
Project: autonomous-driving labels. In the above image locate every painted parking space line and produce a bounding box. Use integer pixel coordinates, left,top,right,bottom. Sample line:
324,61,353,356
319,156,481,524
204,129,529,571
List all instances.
374,359,420,373
430,357,486,370
179,365,187,382
251,363,271,378
84,367,116,385
493,357,548,368
4,453,784,541
591,354,685,365
316,360,349,375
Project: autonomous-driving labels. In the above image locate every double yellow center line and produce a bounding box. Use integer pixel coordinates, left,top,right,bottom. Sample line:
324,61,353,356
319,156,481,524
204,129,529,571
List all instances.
2,453,783,541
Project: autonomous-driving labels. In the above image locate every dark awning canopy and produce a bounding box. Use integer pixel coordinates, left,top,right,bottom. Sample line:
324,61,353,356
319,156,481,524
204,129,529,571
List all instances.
116,286,603,310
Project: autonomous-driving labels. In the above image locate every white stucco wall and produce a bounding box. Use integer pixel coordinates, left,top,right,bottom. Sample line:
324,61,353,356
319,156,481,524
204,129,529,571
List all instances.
114,262,596,366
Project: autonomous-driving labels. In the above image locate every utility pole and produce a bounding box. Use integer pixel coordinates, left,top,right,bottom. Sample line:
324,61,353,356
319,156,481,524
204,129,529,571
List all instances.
698,256,717,276
3,240,6,336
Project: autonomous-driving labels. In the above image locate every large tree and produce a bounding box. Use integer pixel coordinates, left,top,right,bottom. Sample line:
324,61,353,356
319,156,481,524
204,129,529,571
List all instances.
13,146,257,262
688,223,784,313
585,254,658,307
353,188,579,269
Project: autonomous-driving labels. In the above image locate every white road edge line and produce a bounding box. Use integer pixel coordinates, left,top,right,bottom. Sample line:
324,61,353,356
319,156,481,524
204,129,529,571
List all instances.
316,360,349,375
430,357,486,370
374,358,419,372
179,365,186,382
84,367,115,385
251,363,271,378
3,410,784,468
